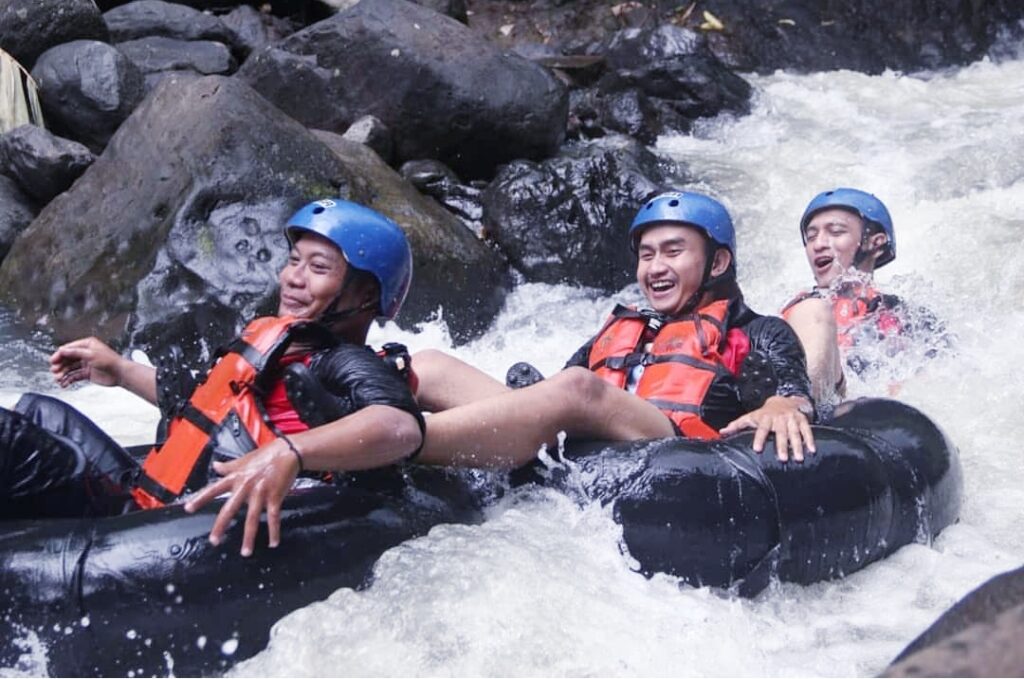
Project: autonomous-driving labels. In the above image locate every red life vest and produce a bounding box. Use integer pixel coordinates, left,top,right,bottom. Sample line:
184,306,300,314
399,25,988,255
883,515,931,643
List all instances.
131,316,334,509
587,299,734,440
781,283,903,349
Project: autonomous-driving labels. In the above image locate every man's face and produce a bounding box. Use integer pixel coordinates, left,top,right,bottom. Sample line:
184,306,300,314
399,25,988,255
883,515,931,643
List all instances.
277,232,349,319
802,208,867,287
635,224,709,316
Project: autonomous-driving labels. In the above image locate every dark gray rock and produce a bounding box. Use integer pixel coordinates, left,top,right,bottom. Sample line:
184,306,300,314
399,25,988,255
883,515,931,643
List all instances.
884,601,1024,677
31,40,146,153
400,159,484,232
0,0,108,70
237,0,567,180
219,5,296,55
598,53,752,123
0,125,94,204
0,176,36,265
482,136,671,291
602,24,705,69
341,115,394,165
886,564,1024,675
410,0,468,23
103,1,240,49
116,36,236,76
313,131,511,341
0,76,353,367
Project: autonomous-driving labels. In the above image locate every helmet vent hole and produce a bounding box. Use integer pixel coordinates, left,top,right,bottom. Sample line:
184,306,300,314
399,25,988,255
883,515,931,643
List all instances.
668,199,679,207
312,206,325,214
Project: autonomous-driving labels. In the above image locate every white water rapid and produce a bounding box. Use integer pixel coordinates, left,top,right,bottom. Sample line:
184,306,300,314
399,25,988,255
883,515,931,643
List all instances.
2,48,1023,677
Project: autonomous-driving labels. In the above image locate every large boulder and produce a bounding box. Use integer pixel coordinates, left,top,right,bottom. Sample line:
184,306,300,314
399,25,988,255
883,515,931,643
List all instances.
116,36,236,76
0,176,36,265
0,125,94,203
237,0,568,179
0,75,352,367
883,565,1024,676
481,136,670,291
0,0,108,70
219,5,297,56
31,41,146,153
103,0,241,49
312,131,511,341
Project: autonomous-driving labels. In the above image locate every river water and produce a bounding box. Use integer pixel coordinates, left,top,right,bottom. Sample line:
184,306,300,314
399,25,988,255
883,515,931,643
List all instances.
2,47,1023,677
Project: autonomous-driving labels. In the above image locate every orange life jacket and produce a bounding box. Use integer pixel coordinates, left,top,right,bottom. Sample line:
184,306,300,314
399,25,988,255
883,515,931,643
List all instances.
781,283,903,349
131,316,334,509
587,299,733,440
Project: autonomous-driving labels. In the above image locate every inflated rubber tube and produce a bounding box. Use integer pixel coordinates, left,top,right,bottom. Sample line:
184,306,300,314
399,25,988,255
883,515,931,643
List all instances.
0,398,961,675
521,398,963,595
0,466,483,677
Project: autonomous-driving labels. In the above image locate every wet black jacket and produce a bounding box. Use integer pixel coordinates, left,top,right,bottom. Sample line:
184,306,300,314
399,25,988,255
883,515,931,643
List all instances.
564,297,813,430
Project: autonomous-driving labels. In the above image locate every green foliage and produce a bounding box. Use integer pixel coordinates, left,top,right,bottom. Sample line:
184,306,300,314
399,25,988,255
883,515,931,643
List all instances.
0,48,45,135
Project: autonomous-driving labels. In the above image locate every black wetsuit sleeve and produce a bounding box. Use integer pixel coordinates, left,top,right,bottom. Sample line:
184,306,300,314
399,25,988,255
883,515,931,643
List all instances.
744,315,813,402
308,344,425,439
563,336,596,369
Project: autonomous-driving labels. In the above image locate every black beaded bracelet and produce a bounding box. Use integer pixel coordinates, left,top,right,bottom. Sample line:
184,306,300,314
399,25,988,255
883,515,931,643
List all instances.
280,434,304,473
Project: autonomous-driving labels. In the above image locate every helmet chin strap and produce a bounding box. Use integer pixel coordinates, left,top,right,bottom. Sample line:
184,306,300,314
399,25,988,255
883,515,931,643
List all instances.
315,268,379,327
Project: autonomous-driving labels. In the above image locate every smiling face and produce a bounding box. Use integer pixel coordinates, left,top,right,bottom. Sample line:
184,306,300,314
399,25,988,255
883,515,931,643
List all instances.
802,208,871,288
277,232,350,319
636,224,723,316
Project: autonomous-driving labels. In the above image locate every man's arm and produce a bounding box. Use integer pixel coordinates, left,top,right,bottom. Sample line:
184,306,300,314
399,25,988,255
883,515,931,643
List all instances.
49,337,158,404
185,343,423,556
184,404,421,556
720,316,816,462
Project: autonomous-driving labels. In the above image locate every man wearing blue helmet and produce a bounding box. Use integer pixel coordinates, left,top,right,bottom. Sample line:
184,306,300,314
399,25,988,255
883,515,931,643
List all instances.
782,188,920,403
2,199,425,556
411,191,817,466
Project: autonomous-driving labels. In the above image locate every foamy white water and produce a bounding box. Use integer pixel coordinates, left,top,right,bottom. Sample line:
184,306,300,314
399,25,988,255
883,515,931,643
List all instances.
2,51,1023,677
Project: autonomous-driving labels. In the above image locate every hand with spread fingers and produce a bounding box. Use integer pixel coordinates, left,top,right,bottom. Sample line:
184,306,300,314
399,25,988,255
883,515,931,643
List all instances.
720,395,816,462
50,337,126,389
184,439,302,557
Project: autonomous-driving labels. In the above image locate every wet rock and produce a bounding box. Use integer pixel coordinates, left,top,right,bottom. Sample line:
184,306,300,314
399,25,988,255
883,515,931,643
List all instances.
0,0,108,70
31,41,146,153
342,115,394,165
237,0,567,180
400,159,485,231
0,75,352,368
0,125,94,204
601,24,705,69
883,564,1024,677
116,36,236,77
313,131,511,341
103,1,240,50
482,136,671,291
0,176,36,265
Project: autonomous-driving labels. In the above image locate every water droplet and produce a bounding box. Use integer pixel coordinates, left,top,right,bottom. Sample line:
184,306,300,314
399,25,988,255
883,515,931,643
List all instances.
221,638,239,656
126,629,138,640
196,635,207,650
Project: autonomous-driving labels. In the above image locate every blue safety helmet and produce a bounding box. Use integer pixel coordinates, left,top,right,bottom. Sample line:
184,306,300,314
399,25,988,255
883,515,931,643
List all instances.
800,188,895,268
285,198,412,319
629,191,737,262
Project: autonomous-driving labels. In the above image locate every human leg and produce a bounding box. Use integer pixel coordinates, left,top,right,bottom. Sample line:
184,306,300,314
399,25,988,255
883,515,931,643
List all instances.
412,348,511,411
416,367,676,469
785,298,845,404
1,394,138,519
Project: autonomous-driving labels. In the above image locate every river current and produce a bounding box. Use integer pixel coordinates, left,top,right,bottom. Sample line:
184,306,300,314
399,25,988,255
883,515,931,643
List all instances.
2,46,1023,677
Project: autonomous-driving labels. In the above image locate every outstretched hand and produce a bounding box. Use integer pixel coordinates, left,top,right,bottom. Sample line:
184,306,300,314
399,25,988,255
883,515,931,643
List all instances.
720,395,816,462
50,337,125,389
184,440,302,557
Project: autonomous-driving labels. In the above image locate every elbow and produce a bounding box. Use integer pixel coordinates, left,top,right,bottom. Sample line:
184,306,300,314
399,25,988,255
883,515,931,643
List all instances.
368,405,423,461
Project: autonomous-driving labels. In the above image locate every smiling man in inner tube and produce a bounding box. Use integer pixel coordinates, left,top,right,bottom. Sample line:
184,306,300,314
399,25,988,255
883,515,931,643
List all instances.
781,188,948,409
0,199,425,555
411,190,817,468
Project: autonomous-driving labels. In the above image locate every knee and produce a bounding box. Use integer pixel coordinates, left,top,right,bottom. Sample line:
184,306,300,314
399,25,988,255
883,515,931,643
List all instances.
411,348,452,382
548,366,608,410
788,298,837,332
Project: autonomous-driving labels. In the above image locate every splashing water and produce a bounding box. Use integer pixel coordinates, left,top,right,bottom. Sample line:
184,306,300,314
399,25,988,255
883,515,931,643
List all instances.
3,54,1024,677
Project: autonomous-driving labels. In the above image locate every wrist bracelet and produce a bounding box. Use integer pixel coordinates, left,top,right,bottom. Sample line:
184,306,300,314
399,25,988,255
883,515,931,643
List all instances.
280,434,304,473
